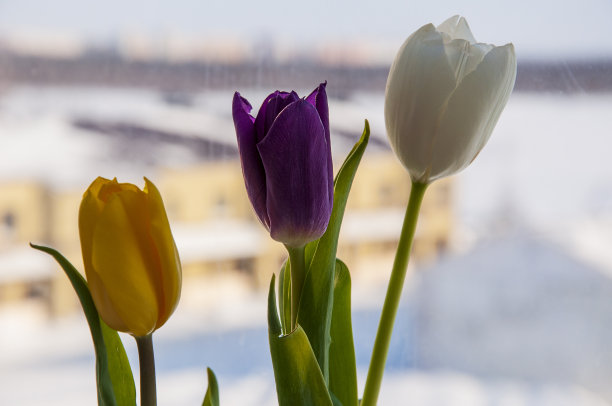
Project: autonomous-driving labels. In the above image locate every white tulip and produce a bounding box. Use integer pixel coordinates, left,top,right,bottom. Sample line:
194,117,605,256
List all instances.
385,15,517,183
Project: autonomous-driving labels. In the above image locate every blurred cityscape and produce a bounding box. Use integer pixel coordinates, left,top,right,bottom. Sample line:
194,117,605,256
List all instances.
2,28,612,406
2,39,612,93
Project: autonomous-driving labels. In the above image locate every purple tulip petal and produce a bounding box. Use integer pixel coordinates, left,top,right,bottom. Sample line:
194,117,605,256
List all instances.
232,92,270,228
257,99,332,247
306,82,333,207
253,91,277,139
254,91,300,140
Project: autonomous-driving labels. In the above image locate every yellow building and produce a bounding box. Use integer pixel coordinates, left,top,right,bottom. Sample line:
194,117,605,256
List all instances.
0,151,453,316
155,151,453,286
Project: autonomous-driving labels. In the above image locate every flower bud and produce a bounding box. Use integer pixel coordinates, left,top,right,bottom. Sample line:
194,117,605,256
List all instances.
385,15,517,183
233,83,333,247
79,177,181,337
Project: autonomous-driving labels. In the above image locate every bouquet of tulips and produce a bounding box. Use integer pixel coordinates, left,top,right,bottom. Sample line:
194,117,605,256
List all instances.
32,16,516,406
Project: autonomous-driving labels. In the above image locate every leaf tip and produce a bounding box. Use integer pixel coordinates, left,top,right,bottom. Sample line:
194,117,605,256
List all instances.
362,119,371,142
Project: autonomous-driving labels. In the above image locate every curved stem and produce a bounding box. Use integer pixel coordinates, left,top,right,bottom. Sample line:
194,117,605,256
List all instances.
285,244,306,330
135,334,157,406
361,181,428,406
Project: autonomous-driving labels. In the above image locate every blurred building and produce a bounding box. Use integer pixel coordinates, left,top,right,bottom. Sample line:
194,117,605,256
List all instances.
0,44,456,317
0,151,453,316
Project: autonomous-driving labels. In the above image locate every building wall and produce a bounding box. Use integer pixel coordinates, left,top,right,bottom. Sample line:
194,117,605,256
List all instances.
0,181,50,246
158,160,253,223
0,181,56,312
0,152,454,314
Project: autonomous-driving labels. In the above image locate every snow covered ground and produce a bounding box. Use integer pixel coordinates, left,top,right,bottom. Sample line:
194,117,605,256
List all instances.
1,87,612,404
1,274,610,406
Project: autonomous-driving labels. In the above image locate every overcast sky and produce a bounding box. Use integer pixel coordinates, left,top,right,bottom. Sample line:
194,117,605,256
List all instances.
0,0,611,59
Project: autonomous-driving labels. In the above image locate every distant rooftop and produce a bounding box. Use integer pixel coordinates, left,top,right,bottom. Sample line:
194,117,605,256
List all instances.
1,52,612,94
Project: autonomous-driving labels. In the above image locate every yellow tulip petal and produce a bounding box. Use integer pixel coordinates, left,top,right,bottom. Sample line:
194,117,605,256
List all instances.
91,189,160,336
79,177,110,267
79,178,130,331
85,265,130,332
144,178,182,328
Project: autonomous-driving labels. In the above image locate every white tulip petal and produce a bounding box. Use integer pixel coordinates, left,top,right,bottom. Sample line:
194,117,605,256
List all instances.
455,16,477,43
385,16,517,183
437,15,476,43
443,39,493,82
385,23,458,180
476,43,516,149
437,15,460,36
428,43,517,180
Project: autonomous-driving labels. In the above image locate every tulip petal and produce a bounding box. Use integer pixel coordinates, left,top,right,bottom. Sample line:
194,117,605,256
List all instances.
306,84,329,141
233,92,270,228
384,23,458,181
429,44,517,180
257,100,331,247
91,190,160,336
254,91,300,140
144,178,182,329
437,16,493,85
443,39,493,82
254,92,277,139
306,82,333,208
437,15,476,44
79,177,130,332
79,177,110,274
82,254,129,332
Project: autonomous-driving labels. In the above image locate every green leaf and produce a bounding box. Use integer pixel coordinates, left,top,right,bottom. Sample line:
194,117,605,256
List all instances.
329,260,358,406
268,275,334,406
31,244,136,406
268,275,282,335
277,260,292,335
298,121,370,381
330,391,343,406
202,367,220,406
101,322,137,405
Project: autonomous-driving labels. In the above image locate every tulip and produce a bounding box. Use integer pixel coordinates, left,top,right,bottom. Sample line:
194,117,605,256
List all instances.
385,15,517,183
363,18,516,406
79,177,181,337
232,83,333,248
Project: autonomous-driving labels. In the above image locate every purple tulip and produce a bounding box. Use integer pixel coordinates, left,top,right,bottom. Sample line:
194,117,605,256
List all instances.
232,83,333,247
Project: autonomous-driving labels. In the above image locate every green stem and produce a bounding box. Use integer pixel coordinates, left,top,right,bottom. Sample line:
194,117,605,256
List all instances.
135,334,157,406
361,181,428,406
285,244,306,330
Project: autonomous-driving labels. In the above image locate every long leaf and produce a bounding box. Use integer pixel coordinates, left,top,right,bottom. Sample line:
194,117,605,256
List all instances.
277,260,292,335
31,243,136,406
329,259,358,406
101,322,137,405
298,121,370,381
268,275,333,406
202,367,220,406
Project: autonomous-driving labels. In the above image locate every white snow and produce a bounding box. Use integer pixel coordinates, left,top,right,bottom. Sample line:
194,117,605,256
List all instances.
0,246,54,283
172,220,264,262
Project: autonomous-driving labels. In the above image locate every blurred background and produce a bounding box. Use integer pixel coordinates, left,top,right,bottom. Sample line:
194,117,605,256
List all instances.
1,1,612,405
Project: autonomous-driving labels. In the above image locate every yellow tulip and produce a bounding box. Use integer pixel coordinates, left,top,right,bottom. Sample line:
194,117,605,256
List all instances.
79,177,181,337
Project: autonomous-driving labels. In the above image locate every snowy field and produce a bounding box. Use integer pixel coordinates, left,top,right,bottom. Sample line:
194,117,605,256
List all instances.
1,275,610,406
1,87,612,404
